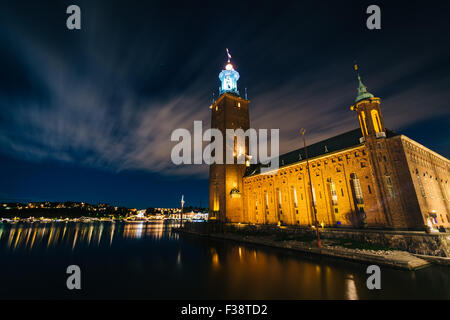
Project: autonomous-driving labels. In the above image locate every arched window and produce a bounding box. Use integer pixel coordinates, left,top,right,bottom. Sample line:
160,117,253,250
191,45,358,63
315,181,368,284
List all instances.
291,186,298,208
310,185,317,206
371,109,382,133
277,188,282,209
416,170,426,197
328,178,338,206
385,175,395,198
360,111,368,135
350,173,364,205
264,191,269,210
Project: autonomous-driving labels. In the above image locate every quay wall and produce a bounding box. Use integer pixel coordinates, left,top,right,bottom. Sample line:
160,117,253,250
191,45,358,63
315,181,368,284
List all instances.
183,222,450,257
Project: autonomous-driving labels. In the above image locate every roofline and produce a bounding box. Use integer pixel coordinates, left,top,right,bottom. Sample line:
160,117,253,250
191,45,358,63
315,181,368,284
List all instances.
393,134,450,164
350,96,381,109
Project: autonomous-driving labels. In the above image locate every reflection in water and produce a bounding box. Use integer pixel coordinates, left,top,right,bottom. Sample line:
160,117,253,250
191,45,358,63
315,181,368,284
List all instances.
211,250,220,268
183,234,450,299
206,243,353,299
0,221,176,252
177,250,182,267
0,221,449,299
345,275,359,300
110,223,115,246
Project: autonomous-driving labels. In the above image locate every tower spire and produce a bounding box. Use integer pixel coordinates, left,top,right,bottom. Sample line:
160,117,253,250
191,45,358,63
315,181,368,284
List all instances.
354,63,374,103
226,48,232,63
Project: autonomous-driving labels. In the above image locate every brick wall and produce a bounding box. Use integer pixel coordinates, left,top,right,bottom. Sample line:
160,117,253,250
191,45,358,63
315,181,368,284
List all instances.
243,145,388,228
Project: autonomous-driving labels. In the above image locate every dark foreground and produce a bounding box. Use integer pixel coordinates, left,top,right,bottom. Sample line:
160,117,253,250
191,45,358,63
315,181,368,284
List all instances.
0,221,449,299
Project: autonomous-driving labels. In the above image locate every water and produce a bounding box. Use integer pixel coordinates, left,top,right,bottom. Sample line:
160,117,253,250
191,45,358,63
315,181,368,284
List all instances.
0,221,448,299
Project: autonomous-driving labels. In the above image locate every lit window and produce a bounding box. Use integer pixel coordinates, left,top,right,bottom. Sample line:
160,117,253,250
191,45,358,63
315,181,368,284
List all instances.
265,191,269,210
277,188,282,209
385,175,395,198
311,185,317,206
416,172,426,197
350,173,364,205
292,186,298,208
328,178,338,206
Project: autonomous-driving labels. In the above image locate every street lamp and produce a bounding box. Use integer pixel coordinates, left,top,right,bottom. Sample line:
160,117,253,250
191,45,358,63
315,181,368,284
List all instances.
301,128,322,248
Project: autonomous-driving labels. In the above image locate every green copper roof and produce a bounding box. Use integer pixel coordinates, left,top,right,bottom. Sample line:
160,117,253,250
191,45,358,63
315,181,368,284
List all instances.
355,73,374,103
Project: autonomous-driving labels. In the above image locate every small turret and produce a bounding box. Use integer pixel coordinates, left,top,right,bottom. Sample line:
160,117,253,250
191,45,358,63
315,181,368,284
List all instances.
351,64,385,139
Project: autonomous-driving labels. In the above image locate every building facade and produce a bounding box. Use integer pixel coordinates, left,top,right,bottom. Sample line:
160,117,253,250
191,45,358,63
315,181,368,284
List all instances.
209,59,450,230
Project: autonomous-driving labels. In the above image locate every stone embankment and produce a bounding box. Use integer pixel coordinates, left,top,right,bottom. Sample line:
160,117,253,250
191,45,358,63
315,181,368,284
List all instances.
179,229,431,270
176,223,450,270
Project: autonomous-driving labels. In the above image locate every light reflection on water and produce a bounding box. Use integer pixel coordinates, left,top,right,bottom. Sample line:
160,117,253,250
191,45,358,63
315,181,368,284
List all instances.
0,221,179,252
0,221,449,299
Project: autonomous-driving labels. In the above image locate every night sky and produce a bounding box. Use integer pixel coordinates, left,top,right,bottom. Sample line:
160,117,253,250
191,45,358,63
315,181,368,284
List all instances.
0,0,449,209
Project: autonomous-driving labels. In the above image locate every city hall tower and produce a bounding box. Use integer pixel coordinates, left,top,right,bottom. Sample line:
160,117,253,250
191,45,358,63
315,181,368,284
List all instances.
209,51,250,222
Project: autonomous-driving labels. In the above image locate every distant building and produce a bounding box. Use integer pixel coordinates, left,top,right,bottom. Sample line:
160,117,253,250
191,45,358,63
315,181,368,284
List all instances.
136,209,146,217
209,58,450,230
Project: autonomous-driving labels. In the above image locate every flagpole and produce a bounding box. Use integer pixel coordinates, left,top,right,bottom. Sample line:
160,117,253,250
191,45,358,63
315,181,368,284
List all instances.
180,195,184,228
226,48,231,63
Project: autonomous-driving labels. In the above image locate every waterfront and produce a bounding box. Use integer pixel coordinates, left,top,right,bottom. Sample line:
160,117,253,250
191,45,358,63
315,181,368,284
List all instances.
0,221,449,299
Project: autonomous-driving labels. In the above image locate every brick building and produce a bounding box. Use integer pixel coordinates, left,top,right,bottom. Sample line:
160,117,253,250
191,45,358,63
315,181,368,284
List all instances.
209,59,450,230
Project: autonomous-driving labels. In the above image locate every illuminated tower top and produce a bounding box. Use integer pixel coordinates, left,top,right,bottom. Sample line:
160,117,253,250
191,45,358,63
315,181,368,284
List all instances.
219,48,240,96
354,64,374,103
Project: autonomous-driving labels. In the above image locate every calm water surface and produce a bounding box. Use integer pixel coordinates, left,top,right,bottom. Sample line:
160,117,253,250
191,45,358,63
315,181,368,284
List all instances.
0,221,448,299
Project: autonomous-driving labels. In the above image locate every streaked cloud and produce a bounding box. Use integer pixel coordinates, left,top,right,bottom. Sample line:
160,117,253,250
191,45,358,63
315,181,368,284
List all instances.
1,2,449,181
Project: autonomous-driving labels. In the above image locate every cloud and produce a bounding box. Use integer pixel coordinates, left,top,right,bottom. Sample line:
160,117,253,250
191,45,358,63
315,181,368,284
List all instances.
248,53,450,157
1,8,449,180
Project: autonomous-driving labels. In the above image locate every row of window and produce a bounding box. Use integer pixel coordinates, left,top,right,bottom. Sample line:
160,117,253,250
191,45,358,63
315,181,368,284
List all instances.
245,148,371,184
250,171,398,220
405,142,448,170
415,169,450,201
409,153,447,171
252,174,379,211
